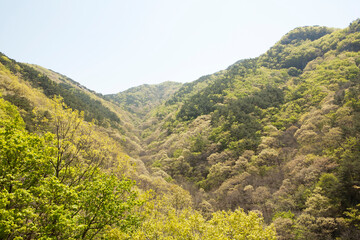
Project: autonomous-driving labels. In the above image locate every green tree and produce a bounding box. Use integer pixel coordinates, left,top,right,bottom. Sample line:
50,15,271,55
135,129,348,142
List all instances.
0,98,142,239
76,173,141,239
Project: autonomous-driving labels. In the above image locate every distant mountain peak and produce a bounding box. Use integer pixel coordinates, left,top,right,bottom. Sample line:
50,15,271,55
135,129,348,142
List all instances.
105,81,182,117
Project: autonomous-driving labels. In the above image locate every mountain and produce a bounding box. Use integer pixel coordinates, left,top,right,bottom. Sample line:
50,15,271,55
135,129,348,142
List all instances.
0,50,274,239
1,19,360,239
130,19,360,239
106,81,182,118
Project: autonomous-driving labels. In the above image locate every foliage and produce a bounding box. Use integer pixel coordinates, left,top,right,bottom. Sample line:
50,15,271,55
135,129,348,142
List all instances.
2,19,360,239
0,53,120,125
107,81,182,118
126,193,276,240
0,97,141,239
134,19,360,239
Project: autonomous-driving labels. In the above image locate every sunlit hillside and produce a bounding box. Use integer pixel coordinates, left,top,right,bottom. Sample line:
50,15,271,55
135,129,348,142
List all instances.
1,19,360,239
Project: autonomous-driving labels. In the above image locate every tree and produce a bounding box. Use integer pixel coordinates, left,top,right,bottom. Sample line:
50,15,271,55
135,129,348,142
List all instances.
76,173,141,239
207,208,276,240
34,96,112,186
0,98,55,238
0,98,142,239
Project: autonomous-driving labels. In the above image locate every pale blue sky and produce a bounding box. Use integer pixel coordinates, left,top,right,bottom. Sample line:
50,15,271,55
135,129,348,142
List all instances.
1,0,359,94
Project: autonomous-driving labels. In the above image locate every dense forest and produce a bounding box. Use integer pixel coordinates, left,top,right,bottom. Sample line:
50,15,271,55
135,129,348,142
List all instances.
1,19,360,239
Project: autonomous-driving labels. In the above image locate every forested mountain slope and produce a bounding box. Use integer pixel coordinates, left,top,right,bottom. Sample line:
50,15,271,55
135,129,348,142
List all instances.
133,19,360,239
106,81,182,118
0,51,274,238
1,19,360,239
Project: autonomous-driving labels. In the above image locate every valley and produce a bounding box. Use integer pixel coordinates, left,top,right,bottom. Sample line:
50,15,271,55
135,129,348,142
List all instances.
1,19,360,239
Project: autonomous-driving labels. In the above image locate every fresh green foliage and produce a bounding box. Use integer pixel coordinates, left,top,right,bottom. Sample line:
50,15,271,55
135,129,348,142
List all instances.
135,19,360,239
2,18,360,240
0,97,141,239
0,53,120,125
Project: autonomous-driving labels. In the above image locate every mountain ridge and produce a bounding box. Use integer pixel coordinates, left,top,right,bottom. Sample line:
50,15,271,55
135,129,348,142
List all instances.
1,19,360,239
105,81,182,118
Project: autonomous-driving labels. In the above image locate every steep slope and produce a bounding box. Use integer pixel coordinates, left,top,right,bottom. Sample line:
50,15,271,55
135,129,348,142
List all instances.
0,52,275,240
0,54,152,157
136,19,360,239
0,54,124,125
1,18,360,239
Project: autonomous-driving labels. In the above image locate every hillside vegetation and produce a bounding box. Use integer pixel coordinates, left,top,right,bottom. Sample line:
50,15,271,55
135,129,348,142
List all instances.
0,50,274,239
106,81,182,118
1,19,360,239
132,19,360,239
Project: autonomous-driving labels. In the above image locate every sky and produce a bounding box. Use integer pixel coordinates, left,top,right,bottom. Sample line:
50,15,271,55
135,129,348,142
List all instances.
1,0,359,94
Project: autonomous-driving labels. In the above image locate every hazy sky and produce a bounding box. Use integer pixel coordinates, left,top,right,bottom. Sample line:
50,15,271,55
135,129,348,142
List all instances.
1,0,359,94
